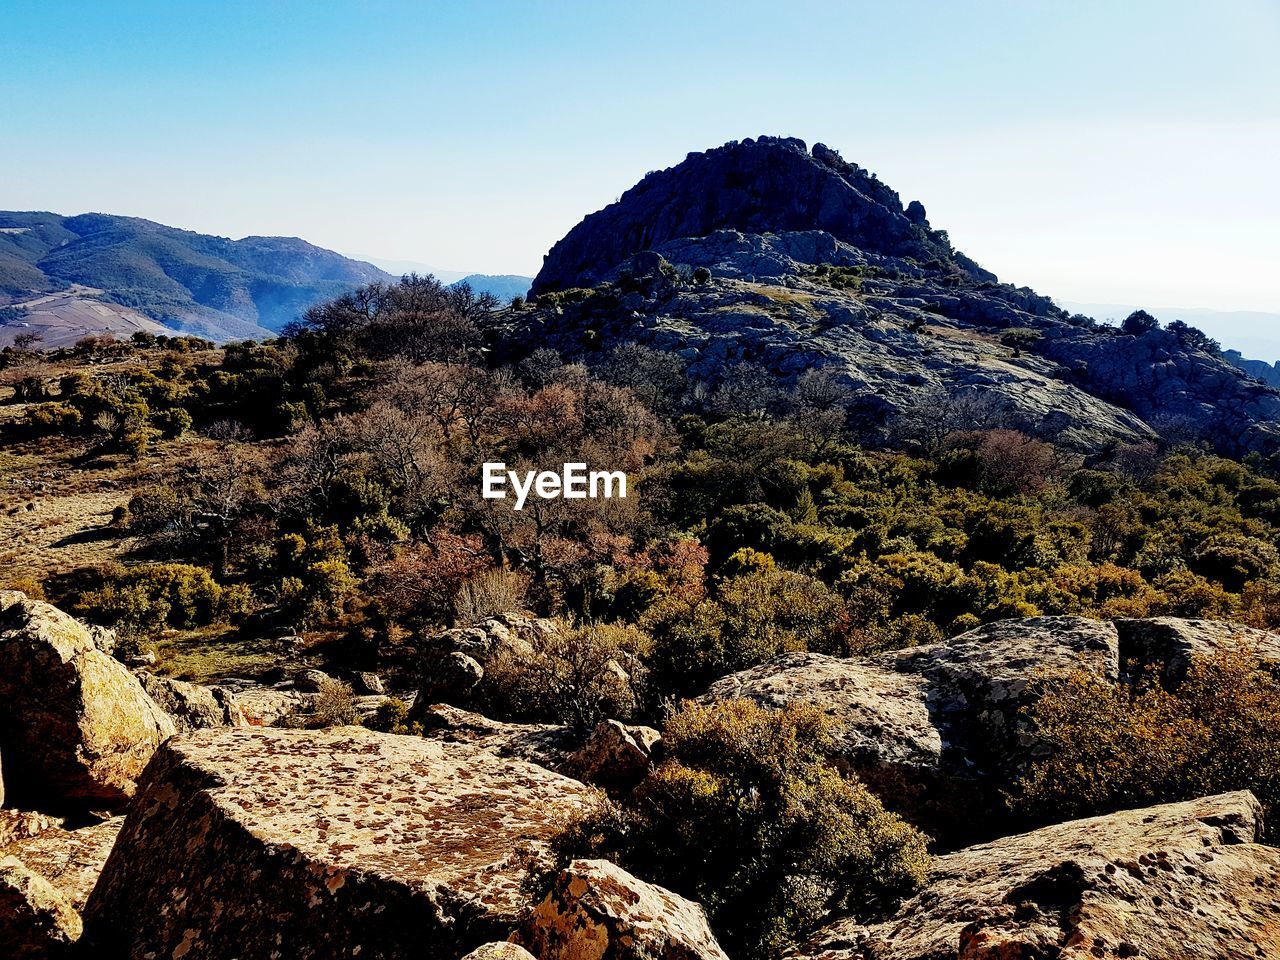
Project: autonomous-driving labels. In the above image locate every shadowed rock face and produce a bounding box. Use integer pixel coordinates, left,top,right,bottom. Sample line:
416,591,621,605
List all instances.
0,592,175,810
82,726,595,960
789,792,1280,960
531,137,976,295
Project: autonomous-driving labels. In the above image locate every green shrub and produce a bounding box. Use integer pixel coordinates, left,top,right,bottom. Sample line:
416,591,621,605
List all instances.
75,563,235,630
554,699,931,959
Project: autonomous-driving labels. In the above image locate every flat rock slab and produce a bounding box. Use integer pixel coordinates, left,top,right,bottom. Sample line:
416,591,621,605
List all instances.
792,791,1280,960
1,818,122,910
82,726,594,959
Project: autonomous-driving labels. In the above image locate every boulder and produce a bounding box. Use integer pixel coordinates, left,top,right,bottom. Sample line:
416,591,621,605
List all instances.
790,792,1280,960
1,818,124,911
417,651,485,707
0,857,81,959
0,592,176,809
418,703,579,772
1117,616,1280,683
82,726,594,959
702,617,1120,842
566,720,661,792
0,811,63,849
462,945,537,960
293,668,335,692
516,858,730,960
136,673,247,734
416,615,556,710
212,678,313,726
351,670,386,695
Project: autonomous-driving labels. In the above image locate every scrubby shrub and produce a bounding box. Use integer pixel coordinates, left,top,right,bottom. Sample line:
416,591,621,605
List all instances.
454,568,529,624
484,622,649,731
554,699,931,959
1013,646,1280,839
312,678,361,727
74,563,236,630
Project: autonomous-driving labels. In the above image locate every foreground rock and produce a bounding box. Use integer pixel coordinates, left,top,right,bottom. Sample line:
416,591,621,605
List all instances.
516,858,730,960
82,726,594,959
136,673,247,734
0,857,81,959
0,818,122,958
791,791,1280,960
1,819,122,912
0,592,175,808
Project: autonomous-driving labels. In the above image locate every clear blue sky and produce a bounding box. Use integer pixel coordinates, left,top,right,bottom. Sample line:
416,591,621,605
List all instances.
1,0,1276,312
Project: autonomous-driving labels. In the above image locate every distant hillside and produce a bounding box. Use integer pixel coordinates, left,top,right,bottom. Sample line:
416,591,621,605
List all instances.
0,212,392,342
449,274,531,301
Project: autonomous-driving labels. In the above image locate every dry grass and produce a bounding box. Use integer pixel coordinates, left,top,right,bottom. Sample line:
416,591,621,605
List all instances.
153,626,282,683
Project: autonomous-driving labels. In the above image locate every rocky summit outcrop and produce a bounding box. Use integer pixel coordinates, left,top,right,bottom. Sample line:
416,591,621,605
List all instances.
789,791,1280,960
81,726,595,959
0,592,175,809
531,137,981,295
515,858,731,960
507,138,1280,455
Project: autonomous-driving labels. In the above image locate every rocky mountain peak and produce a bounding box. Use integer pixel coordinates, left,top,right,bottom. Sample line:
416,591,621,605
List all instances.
531,136,977,294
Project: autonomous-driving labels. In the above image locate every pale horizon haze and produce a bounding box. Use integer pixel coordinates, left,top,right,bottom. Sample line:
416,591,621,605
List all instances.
1,0,1276,316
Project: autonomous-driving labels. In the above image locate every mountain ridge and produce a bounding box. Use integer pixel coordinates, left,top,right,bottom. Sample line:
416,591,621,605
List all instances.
0,211,392,342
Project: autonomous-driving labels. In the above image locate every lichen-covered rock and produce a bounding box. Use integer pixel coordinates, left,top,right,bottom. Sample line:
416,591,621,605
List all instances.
515,858,730,960
0,856,82,959
0,811,63,849
1117,616,1280,683
418,703,580,772
211,678,313,726
136,673,247,734
294,668,336,692
0,818,122,912
703,617,1120,841
462,944,537,960
566,720,661,793
82,726,594,959
351,670,386,695
790,792,1280,960
415,615,557,710
0,592,175,809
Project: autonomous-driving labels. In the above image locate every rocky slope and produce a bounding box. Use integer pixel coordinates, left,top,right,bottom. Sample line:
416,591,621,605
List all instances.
510,137,1280,455
1,597,1280,957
